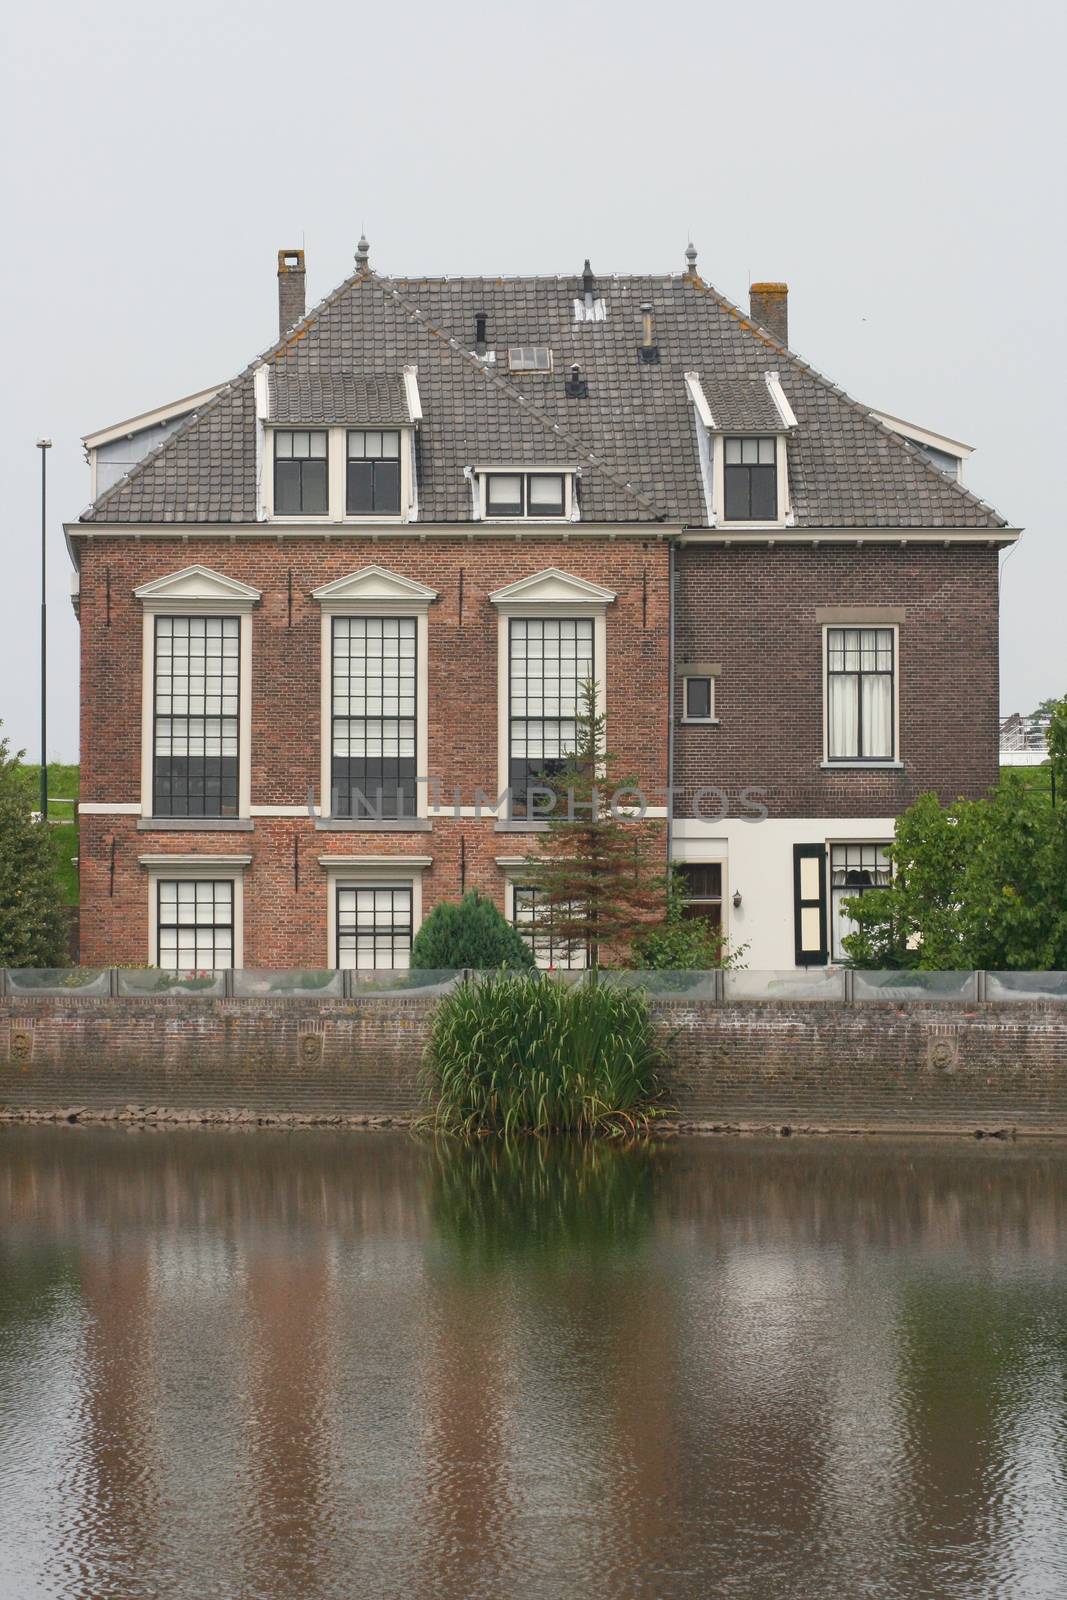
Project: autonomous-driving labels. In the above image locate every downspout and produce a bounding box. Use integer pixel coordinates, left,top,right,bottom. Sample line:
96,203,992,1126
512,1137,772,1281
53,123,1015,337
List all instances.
666,539,675,878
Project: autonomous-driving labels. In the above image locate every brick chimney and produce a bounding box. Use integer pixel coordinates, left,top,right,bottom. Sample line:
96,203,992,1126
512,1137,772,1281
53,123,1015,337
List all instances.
277,248,306,336
749,282,788,347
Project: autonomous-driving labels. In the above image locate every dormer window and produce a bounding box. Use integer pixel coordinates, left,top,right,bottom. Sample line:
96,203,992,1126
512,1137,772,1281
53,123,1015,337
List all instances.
508,347,552,373
485,472,567,519
724,437,777,521
274,429,328,515
347,430,401,515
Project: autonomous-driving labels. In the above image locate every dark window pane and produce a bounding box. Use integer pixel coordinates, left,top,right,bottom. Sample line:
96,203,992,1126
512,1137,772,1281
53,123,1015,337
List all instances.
750,464,777,520
686,678,711,719
679,863,722,899
724,466,749,521
302,458,328,515
374,461,401,514
347,461,374,514
275,460,302,515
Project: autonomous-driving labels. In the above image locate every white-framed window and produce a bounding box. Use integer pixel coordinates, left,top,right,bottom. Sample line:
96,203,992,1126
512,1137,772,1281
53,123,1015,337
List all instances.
489,570,615,815
274,429,329,516
346,430,401,515
321,856,429,969
825,626,898,763
312,568,437,823
134,567,261,822
830,842,891,959
723,437,777,521
512,883,587,969
507,346,552,373
677,862,723,935
509,616,594,814
682,675,715,722
142,854,249,969
482,471,570,520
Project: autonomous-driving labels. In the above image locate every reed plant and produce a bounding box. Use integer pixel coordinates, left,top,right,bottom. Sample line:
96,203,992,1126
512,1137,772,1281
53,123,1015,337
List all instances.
420,972,666,1137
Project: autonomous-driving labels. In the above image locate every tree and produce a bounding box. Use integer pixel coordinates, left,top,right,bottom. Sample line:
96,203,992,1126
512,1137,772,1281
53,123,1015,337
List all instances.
0,724,70,967
634,869,748,969
843,699,1067,970
522,680,665,968
410,888,535,970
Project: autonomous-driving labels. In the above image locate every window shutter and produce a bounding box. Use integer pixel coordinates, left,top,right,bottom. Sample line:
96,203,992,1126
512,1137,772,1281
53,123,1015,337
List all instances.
793,844,828,966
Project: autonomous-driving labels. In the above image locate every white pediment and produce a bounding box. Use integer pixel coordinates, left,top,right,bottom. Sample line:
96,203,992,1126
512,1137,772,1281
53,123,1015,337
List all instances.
489,568,617,608
311,565,438,609
133,565,261,608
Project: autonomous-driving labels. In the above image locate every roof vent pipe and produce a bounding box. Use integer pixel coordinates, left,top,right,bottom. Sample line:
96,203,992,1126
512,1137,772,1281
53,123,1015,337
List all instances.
637,302,660,364
277,248,306,336
474,311,487,354
565,362,588,399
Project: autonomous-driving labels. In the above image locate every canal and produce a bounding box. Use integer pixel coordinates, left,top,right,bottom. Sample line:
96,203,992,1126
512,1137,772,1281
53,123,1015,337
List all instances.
1,1128,1065,1598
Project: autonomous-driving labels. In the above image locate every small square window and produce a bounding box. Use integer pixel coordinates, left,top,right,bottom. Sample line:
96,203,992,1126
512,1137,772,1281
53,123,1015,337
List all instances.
683,676,714,720
527,474,565,516
486,474,524,516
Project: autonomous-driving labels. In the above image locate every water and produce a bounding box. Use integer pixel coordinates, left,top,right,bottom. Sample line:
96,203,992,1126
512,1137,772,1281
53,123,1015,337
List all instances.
1,1129,1066,1600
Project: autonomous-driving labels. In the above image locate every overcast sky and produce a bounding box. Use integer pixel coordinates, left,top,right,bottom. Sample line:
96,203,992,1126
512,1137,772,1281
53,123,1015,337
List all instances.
2,0,1063,762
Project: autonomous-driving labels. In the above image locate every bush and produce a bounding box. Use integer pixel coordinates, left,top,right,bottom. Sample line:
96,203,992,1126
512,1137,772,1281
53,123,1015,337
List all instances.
410,889,535,971
0,725,69,967
421,972,665,1137
634,869,748,969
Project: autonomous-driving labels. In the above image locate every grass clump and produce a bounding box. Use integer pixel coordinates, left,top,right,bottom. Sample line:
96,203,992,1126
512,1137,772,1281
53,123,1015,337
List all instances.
421,972,666,1138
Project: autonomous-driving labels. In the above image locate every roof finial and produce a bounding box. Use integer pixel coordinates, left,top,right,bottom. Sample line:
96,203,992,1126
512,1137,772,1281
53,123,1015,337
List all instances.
355,232,370,270
685,241,698,275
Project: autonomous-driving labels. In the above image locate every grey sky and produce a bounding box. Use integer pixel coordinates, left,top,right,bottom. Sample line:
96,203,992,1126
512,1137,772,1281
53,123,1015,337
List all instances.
2,0,1063,761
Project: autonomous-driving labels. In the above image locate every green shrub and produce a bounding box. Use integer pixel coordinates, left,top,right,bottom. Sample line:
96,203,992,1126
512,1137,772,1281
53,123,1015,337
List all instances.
0,726,70,967
410,889,535,971
421,972,665,1137
634,869,748,970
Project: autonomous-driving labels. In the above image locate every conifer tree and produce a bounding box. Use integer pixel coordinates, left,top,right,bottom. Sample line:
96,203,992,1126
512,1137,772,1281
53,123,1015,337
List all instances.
0,725,69,967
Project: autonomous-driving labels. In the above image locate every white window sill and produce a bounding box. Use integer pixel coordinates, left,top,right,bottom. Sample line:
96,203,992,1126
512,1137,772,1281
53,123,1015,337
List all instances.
480,518,571,527
138,817,255,831
681,717,720,726
716,521,789,532
821,760,904,771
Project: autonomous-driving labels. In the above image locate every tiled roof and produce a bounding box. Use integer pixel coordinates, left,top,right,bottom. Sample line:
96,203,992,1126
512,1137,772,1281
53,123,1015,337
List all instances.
82,262,1009,529
268,370,410,425
700,377,785,433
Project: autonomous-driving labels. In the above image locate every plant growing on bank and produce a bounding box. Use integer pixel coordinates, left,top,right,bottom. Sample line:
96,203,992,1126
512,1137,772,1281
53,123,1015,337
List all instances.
410,889,535,970
0,725,70,967
843,697,1067,970
634,868,749,970
421,973,666,1137
522,680,665,968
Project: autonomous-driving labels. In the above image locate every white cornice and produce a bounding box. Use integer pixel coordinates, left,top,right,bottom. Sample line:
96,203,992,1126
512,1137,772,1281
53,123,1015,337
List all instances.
133,565,262,610
311,564,438,608
489,568,617,608
83,385,224,450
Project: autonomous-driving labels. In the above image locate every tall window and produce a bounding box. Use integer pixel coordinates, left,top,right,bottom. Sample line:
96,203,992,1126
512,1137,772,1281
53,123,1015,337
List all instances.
508,617,594,813
336,884,412,969
513,884,586,969
332,617,416,818
826,627,895,761
153,616,239,817
274,430,328,515
157,880,233,969
347,430,401,515
724,437,777,520
831,843,891,959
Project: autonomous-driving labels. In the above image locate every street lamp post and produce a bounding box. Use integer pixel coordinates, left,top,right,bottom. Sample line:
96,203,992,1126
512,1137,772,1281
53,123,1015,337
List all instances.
36,439,51,821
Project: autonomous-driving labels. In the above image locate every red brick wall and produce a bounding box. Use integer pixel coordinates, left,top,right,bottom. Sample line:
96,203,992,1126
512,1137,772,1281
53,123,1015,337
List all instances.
674,543,1000,818
76,536,669,965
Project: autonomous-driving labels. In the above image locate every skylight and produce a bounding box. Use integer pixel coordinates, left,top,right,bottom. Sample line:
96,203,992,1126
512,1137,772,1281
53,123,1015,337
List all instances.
508,347,552,373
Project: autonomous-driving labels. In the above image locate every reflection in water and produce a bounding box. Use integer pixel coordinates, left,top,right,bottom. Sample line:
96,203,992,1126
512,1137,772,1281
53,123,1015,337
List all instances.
0,1129,1065,1599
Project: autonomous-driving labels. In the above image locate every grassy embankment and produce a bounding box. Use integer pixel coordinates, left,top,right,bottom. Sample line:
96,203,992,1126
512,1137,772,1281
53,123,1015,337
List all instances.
10,762,79,906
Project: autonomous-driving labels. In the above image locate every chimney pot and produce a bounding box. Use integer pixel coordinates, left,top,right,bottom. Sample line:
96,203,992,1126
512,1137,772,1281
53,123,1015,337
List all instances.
749,282,788,347
277,248,306,337
475,311,487,354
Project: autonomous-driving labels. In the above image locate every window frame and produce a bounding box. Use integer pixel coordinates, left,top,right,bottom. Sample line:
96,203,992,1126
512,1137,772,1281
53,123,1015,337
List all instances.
510,880,588,969
829,841,892,961
507,346,553,374
156,877,235,970
507,614,596,818
484,472,568,520
152,614,241,819
682,675,716,723
273,429,330,518
345,429,402,517
330,613,418,821
712,433,790,526
322,858,428,967
822,623,900,766
335,881,414,970
722,435,778,522
143,857,248,968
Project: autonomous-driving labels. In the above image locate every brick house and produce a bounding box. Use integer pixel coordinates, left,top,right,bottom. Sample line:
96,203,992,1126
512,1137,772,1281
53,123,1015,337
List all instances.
68,242,1017,970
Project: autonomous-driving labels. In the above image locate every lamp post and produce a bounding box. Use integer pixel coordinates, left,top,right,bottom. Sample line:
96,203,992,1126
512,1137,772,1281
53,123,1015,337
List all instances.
36,439,51,821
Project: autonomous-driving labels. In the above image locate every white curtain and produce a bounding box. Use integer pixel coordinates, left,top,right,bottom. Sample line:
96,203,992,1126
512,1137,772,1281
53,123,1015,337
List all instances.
861,674,893,758
828,675,858,759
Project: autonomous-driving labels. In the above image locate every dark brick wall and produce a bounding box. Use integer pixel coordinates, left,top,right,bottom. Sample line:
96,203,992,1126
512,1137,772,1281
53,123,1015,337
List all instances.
4,997,1066,1133
76,536,669,965
673,543,1000,818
